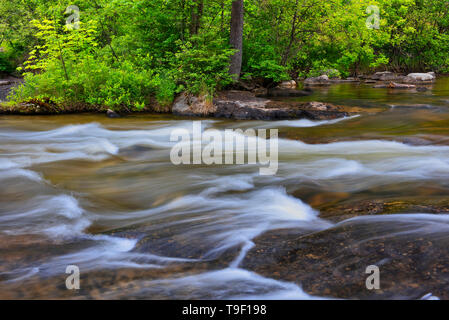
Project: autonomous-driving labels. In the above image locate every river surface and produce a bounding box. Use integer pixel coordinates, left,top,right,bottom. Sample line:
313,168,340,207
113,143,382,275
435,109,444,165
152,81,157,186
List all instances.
1,79,449,299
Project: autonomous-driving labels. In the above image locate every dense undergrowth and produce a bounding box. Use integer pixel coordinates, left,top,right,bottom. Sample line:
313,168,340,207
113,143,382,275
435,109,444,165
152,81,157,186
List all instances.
1,0,448,111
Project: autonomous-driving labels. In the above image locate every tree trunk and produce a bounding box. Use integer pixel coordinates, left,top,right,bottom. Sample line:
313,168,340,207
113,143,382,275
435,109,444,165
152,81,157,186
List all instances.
190,0,204,35
229,0,244,80
281,0,299,66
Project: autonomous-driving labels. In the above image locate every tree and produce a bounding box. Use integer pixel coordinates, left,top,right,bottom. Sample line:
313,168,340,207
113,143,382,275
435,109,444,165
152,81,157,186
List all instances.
190,0,204,35
229,0,244,80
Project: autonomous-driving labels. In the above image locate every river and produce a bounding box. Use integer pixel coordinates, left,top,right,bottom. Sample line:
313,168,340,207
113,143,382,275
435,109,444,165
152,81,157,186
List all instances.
1,79,449,299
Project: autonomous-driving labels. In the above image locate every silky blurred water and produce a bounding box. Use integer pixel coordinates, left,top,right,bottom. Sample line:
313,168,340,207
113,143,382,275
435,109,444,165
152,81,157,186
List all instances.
1,79,449,299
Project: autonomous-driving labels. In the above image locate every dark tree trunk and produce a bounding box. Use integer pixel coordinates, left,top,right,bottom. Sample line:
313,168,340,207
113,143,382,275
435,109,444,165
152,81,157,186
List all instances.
180,0,186,41
229,0,244,80
190,0,204,35
281,0,299,66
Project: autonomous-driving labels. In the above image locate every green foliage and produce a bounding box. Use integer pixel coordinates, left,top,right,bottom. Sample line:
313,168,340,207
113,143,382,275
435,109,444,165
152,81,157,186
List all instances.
0,48,16,74
3,0,449,111
174,33,235,95
11,18,170,109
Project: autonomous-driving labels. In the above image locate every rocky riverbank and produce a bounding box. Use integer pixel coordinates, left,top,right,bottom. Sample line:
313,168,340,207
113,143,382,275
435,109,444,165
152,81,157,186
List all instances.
303,71,436,90
172,90,352,120
0,86,353,121
0,71,438,119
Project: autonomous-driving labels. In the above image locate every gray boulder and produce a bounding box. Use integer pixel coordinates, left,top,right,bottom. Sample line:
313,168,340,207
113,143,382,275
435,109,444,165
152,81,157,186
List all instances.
403,72,435,83
277,80,297,89
172,93,216,116
304,75,330,85
371,72,403,81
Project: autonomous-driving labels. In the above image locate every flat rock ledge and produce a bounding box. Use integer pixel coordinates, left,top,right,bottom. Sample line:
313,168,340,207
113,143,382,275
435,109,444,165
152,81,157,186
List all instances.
173,91,350,121
303,72,437,87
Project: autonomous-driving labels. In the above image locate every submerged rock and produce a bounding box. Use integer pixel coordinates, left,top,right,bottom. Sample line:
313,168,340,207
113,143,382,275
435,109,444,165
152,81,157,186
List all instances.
374,82,416,89
242,215,449,299
106,109,121,118
266,88,313,98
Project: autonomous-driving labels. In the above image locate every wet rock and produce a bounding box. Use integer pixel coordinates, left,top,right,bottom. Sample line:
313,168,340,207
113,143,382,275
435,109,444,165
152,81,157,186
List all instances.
277,80,297,89
404,72,435,83
252,87,268,97
318,198,449,222
304,75,330,85
371,71,403,81
416,87,429,92
172,93,216,117
106,109,121,118
329,78,361,83
374,82,416,89
173,90,350,121
266,88,313,98
242,217,449,299
213,91,350,120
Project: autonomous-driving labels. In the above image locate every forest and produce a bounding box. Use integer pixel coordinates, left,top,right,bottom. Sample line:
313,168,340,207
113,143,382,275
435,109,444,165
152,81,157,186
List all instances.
1,0,448,111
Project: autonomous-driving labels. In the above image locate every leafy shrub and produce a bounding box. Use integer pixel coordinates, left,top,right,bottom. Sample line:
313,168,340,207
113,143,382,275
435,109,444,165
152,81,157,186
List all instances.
173,33,235,96
12,18,177,110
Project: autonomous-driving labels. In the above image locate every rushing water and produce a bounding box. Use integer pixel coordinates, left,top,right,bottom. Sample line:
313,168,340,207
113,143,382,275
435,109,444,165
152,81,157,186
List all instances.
1,79,449,299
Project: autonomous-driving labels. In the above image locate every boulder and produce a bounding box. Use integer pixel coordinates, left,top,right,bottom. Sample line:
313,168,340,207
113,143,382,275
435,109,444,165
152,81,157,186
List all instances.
106,109,121,118
371,71,395,81
277,80,297,89
0,80,11,86
172,93,216,116
371,71,405,81
304,75,330,85
403,72,435,83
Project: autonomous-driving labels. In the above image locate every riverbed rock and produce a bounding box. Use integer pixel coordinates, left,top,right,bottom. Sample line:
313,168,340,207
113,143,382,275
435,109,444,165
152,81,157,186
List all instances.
106,109,121,118
371,71,403,81
277,80,297,89
172,91,350,121
242,218,449,299
172,93,216,116
304,75,330,85
252,87,268,97
215,91,350,120
374,82,416,89
266,88,313,98
404,72,435,83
